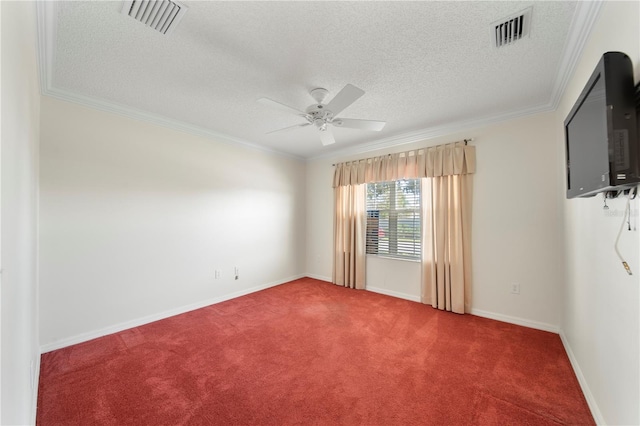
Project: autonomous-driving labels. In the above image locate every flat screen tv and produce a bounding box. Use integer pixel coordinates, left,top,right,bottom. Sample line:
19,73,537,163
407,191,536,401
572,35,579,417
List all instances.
564,51,638,198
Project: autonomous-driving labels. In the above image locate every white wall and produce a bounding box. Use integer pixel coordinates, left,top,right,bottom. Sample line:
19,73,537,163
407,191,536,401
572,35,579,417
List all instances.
1,1,41,424
39,97,306,349
557,2,639,424
24,1,640,424
306,111,564,331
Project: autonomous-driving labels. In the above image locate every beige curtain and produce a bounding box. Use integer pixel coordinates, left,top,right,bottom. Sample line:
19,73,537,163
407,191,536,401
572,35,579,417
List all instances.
422,175,473,314
421,143,474,314
332,140,475,302
333,141,475,187
332,184,366,289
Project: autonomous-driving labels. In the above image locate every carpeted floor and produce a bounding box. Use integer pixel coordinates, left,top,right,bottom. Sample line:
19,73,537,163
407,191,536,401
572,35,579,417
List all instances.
37,278,594,425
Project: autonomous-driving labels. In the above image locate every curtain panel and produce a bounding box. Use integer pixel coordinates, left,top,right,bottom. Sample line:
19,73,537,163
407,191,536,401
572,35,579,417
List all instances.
333,184,366,289
422,174,473,314
333,141,475,187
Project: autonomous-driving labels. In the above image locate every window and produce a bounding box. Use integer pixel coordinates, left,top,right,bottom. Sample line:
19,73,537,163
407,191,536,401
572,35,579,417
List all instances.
366,179,421,260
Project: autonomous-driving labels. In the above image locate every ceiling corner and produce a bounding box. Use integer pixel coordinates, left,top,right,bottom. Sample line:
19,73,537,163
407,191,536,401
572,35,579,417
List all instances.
548,0,604,111
36,1,58,96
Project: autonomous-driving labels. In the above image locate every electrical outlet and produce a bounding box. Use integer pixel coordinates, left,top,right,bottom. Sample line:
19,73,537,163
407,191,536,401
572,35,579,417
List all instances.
511,283,521,295
234,267,239,280
214,270,221,279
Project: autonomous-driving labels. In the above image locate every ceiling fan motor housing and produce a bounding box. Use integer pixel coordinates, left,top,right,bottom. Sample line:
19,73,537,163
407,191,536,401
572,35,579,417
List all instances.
306,104,334,127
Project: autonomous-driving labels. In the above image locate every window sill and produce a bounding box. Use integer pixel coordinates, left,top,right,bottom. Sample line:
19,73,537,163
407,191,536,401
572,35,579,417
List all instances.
366,254,421,263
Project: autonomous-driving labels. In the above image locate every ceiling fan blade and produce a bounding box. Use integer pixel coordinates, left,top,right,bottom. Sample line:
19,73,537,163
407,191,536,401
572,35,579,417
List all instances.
257,97,307,116
333,118,386,131
266,122,311,135
325,84,365,116
320,128,336,146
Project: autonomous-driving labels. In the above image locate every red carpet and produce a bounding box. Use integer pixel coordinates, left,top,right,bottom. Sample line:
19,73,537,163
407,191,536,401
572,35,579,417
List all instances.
37,278,594,425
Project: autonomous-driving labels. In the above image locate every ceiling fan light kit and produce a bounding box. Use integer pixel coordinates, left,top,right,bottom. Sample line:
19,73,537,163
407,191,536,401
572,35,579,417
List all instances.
258,84,386,146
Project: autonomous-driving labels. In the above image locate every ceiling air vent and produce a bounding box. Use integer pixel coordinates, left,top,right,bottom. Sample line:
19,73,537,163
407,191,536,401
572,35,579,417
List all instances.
491,7,532,48
121,0,188,35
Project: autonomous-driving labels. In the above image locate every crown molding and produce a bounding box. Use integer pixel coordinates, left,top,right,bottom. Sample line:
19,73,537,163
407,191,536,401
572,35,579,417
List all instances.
44,87,303,160
549,0,604,110
309,1,604,162
36,1,602,162
308,101,555,161
34,2,302,161
36,1,57,93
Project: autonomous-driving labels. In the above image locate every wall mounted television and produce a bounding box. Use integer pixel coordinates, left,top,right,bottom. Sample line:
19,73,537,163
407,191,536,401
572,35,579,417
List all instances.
564,51,639,198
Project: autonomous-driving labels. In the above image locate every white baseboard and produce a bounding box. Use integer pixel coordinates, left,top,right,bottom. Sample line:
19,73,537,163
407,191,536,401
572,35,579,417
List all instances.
559,330,605,425
40,274,303,353
470,308,559,333
304,273,332,283
363,289,561,336
365,286,421,303
30,353,41,425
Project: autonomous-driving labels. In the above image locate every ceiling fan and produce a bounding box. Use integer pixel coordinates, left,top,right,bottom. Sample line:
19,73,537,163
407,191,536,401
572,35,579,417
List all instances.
257,84,386,146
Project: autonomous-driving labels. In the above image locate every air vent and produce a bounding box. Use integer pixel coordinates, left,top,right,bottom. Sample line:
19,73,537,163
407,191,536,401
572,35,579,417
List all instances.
121,0,188,35
491,7,532,48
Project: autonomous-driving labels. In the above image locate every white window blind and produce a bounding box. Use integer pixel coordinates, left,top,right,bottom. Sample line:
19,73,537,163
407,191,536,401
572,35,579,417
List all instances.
366,179,421,260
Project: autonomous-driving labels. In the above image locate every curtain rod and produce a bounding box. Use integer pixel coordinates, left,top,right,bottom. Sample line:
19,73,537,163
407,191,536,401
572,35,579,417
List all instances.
331,138,475,166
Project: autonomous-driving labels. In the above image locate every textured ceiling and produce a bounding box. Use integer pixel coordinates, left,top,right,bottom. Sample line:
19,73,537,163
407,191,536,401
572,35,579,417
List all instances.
43,1,586,159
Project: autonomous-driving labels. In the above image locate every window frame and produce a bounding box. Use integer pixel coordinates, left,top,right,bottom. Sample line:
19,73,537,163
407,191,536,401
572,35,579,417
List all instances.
365,179,422,261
